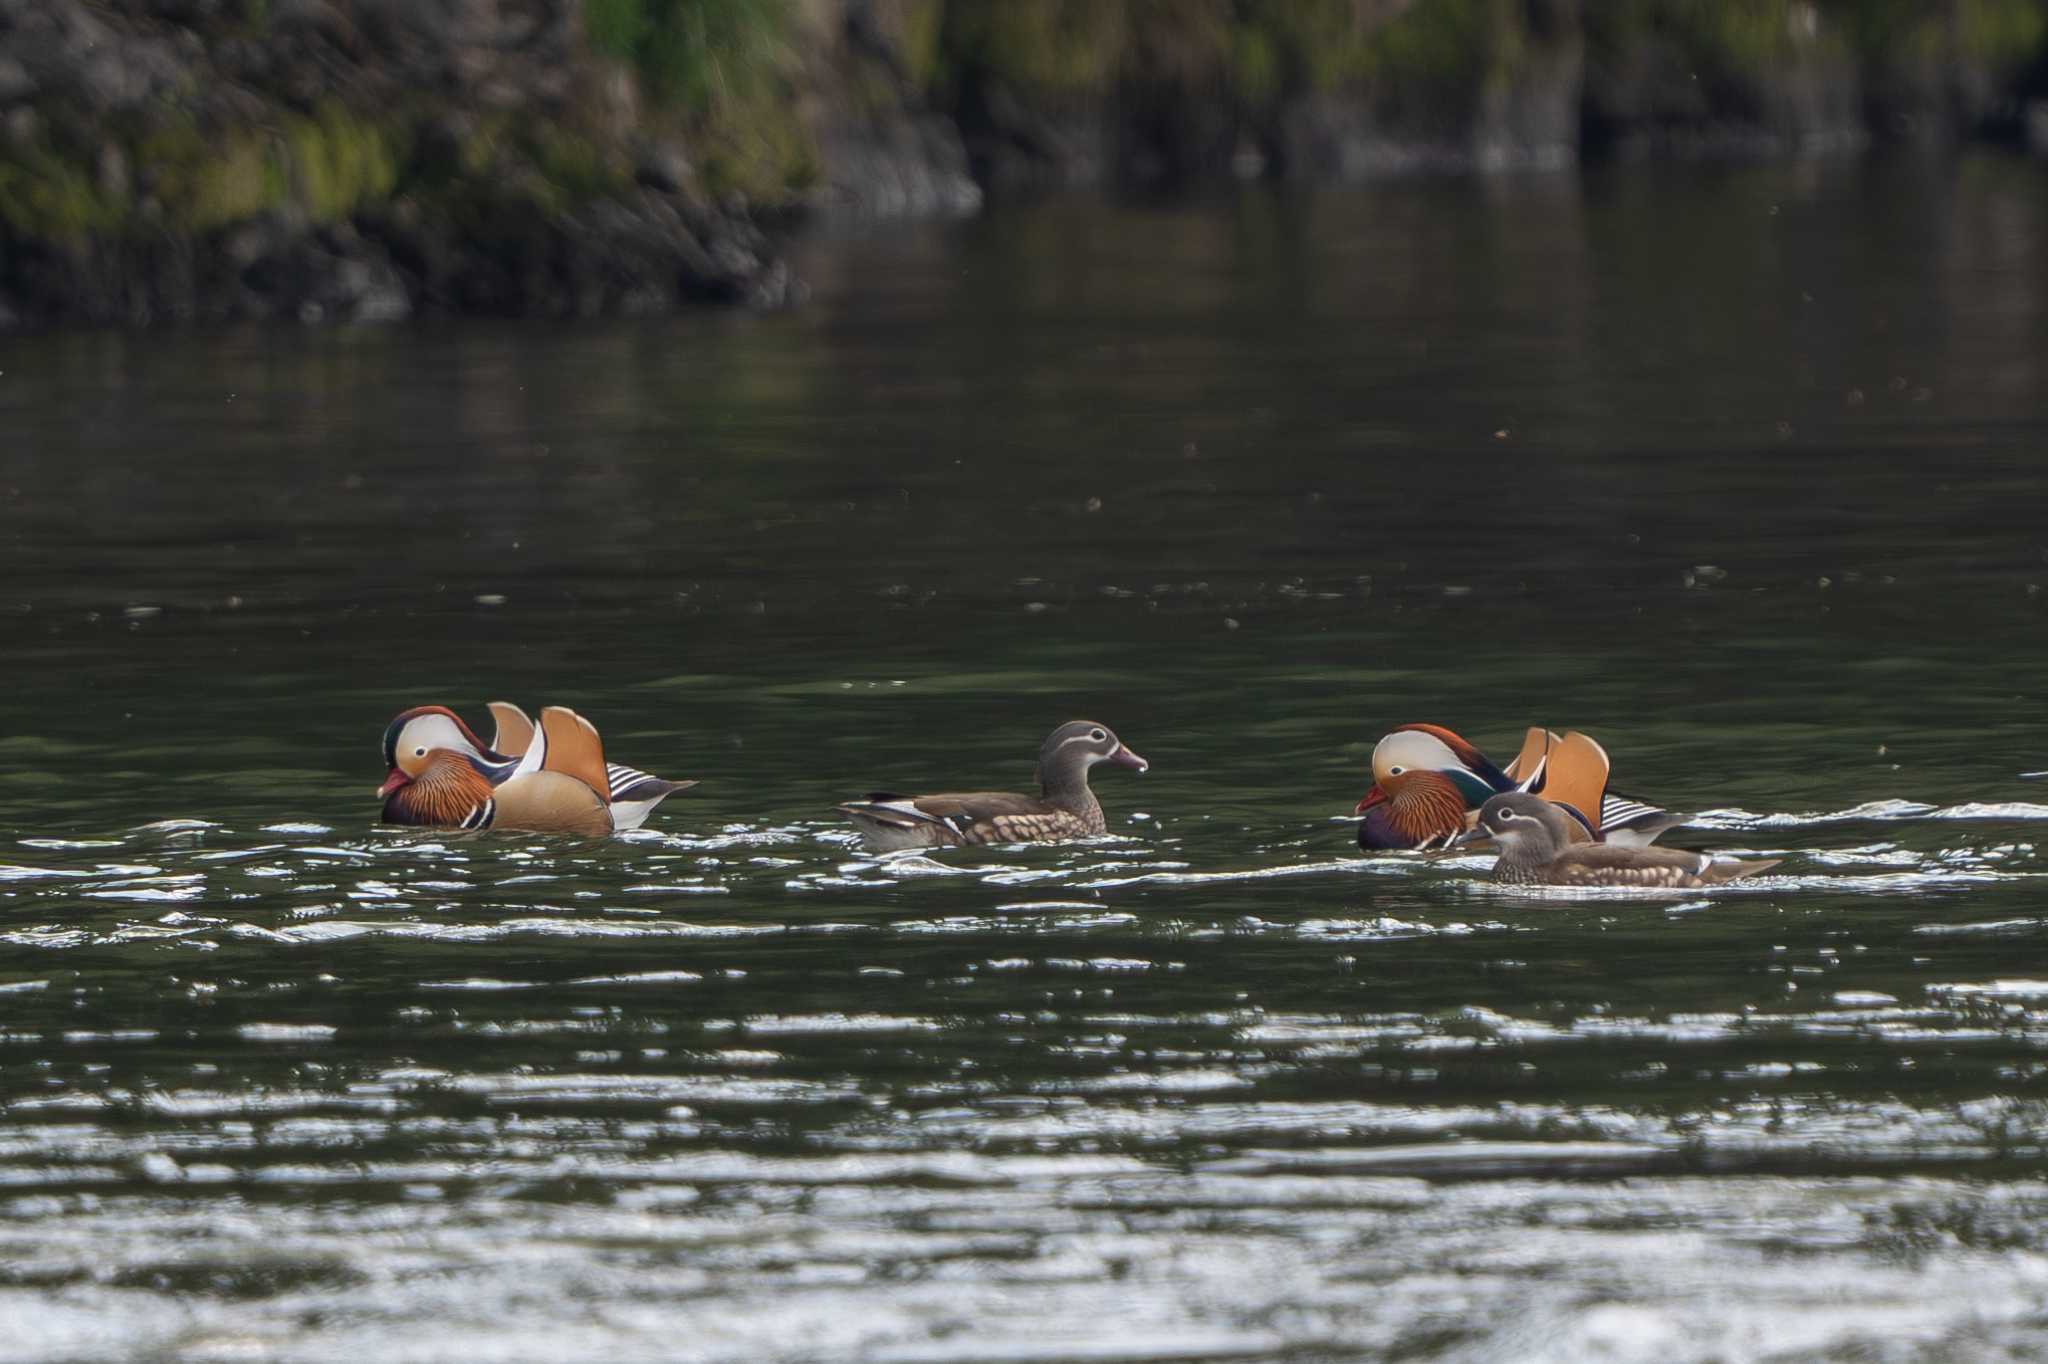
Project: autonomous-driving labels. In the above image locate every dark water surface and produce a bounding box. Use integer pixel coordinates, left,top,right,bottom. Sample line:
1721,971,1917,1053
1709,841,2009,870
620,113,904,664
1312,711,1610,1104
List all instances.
4,155,2048,1362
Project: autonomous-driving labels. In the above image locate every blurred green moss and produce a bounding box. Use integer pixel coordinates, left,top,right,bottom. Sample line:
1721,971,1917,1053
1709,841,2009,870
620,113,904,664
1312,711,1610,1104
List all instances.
586,0,793,111
0,144,122,241
1585,1,1846,72
523,124,628,202
1236,1,1377,95
932,1,1545,112
286,104,403,221
1360,0,1505,85
141,121,282,230
897,0,949,91
11,0,2048,252
0,103,403,243
583,0,814,197
1955,0,2048,68
938,0,1128,95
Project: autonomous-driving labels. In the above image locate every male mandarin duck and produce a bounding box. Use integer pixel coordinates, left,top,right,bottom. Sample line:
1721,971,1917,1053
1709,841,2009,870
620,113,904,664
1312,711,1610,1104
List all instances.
1354,723,1674,852
480,701,694,830
1454,791,1778,887
837,720,1148,851
377,703,693,835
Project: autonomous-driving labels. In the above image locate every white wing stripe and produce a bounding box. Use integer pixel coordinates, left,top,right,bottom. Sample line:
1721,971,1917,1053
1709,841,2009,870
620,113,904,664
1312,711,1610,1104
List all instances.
509,721,546,781
1601,795,1666,825
606,763,653,798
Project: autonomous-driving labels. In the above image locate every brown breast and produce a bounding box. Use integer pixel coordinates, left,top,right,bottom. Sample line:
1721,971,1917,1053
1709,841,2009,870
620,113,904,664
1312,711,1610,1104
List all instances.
384,754,495,828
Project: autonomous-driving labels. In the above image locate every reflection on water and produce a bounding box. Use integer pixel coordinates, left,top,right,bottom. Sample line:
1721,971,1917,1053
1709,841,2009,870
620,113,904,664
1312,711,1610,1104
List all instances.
4,155,2048,1361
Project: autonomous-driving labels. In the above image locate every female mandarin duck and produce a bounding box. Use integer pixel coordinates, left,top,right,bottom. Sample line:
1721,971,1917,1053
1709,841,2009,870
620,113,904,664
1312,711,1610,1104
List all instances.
1355,723,1673,852
837,720,1148,851
377,703,693,835
1453,792,1777,887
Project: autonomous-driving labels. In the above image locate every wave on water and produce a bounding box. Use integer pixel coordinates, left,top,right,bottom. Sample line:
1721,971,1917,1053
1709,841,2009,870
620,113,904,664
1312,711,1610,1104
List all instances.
1691,799,2048,829
3,812,2041,934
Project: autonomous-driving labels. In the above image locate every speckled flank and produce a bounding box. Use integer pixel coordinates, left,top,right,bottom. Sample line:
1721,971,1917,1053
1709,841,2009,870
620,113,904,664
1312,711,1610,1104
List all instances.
839,723,1136,851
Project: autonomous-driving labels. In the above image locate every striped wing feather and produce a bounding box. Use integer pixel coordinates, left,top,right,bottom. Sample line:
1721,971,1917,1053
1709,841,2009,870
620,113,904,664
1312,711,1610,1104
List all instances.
606,762,694,803
1601,792,1668,828
1599,791,1680,847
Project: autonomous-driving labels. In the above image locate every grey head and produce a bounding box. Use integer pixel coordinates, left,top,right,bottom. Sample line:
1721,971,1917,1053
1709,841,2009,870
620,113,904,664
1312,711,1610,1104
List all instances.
1036,720,1149,797
1466,791,1576,866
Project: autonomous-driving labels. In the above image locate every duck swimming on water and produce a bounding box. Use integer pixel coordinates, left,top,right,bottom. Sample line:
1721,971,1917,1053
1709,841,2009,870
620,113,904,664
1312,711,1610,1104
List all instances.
1453,791,1778,888
1355,723,1675,852
377,703,694,835
837,720,1148,851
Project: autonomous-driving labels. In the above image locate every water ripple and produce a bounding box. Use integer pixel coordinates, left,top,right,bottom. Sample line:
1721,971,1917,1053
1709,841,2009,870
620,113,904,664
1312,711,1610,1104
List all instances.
2,807,2046,1361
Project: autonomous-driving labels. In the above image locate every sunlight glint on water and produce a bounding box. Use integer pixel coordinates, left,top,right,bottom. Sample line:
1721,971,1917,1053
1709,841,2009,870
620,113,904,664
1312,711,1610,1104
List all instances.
5,160,2048,1361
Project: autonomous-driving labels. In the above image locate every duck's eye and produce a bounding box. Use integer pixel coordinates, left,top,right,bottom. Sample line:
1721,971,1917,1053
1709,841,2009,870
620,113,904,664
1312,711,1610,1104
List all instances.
1388,766,1405,777
1090,729,1107,742
1497,809,1517,822
414,747,427,758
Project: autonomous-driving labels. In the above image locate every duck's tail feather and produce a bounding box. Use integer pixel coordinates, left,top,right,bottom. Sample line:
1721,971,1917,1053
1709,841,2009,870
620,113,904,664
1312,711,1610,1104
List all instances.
1704,857,1781,884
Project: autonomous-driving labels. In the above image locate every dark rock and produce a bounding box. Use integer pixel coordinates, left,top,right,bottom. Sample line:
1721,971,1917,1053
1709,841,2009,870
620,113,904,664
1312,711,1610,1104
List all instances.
811,113,981,217
633,139,694,194
220,217,287,272
746,258,803,310
6,0,2030,333
95,141,129,201
2,106,39,149
141,0,229,21
231,219,413,323
37,23,189,115
1474,10,1582,171
958,81,1111,188
1274,96,1468,179
270,0,363,54
1583,9,1865,159
0,54,34,104
213,35,271,83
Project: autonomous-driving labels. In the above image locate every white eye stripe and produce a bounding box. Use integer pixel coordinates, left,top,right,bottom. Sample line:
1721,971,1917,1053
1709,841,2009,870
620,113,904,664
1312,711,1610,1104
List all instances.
401,715,479,761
